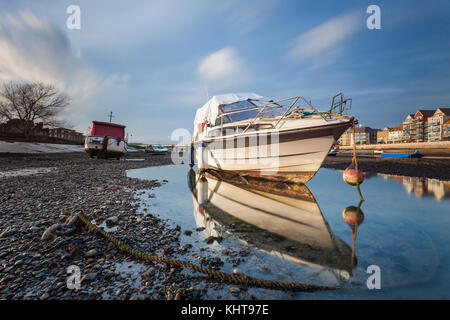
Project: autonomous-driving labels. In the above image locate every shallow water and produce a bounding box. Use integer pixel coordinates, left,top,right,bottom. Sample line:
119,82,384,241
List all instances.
127,164,450,299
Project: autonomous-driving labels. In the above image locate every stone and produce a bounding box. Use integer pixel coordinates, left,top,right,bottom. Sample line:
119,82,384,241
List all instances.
85,249,98,258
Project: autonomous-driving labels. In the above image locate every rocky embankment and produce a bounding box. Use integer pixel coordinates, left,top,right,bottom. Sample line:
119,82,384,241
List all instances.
0,152,207,300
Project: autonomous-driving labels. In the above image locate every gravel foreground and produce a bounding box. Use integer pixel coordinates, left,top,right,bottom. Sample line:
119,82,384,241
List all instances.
0,152,211,300
1,151,448,300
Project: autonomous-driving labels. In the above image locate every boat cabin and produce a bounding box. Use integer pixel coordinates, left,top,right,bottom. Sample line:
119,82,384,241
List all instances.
207,99,318,138
90,121,126,140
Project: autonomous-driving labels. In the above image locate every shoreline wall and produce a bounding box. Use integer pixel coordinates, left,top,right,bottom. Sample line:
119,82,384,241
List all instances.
340,141,450,150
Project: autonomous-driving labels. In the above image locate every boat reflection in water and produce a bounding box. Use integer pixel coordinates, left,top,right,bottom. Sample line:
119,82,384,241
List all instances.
188,169,355,278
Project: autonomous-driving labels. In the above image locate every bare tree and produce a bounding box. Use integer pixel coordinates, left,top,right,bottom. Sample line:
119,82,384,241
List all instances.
0,81,70,138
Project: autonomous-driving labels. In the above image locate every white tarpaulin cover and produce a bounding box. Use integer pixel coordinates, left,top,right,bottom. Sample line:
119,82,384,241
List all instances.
193,93,269,137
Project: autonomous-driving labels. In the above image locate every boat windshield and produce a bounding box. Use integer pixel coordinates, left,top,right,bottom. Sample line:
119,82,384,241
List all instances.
222,108,260,124
215,105,292,126
220,100,256,113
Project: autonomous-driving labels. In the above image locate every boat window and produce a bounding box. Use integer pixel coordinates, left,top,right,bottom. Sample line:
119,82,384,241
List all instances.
214,104,299,126
220,100,256,113
222,127,236,136
222,115,231,124
259,105,290,118
208,128,221,138
227,109,260,122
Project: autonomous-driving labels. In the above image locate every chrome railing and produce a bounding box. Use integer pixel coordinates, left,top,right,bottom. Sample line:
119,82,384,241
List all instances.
242,95,329,133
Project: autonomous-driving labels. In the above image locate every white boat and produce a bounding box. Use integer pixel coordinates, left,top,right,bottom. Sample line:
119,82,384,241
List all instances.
188,169,354,274
192,93,354,183
84,121,127,159
145,145,169,155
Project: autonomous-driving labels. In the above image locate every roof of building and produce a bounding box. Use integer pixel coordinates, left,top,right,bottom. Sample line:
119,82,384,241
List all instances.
436,108,450,116
444,119,450,125
416,109,436,117
354,126,379,133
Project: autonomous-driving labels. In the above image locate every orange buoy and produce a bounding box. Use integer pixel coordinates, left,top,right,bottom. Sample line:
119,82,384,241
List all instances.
342,206,365,229
343,163,365,186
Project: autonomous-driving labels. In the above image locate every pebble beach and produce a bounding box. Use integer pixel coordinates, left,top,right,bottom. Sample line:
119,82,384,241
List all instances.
0,152,216,300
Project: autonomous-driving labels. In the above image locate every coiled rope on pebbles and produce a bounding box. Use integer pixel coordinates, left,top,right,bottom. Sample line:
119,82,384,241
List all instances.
75,212,353,292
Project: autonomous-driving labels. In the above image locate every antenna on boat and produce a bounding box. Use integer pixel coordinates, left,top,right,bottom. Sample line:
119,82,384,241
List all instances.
108,111,114,123
204,79,209,100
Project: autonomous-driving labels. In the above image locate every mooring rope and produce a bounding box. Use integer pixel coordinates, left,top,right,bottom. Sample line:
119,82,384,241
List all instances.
351,121,365,201
76,212,353,292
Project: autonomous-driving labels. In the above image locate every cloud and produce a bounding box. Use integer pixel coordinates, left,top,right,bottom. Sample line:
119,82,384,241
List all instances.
288,11,361,68
197,47,248,90
225,0,279,34
0,11,130,126
198,47,243,81
0,11,104,96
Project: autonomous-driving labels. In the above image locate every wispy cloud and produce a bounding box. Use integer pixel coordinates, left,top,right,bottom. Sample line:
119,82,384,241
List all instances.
225,0,279,34
288,11,361,69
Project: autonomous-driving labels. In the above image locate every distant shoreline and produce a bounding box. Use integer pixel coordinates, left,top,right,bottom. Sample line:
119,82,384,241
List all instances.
322,154,450,181
339,141,450,157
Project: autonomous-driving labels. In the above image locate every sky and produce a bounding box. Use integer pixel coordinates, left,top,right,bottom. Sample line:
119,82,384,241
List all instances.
0,0,449,143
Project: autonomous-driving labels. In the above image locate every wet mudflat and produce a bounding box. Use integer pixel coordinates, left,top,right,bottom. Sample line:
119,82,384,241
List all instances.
127,162,450,299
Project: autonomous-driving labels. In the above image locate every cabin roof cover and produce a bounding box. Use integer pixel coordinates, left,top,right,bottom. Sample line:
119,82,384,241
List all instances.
193,93,269,137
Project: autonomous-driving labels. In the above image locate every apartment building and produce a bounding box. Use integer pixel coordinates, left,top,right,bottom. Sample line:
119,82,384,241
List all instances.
338,126,379,146
48,127,85,143
402,110,435,143
425,108,450,141
444,120,450,140
377,129,389,144
387,125,404,144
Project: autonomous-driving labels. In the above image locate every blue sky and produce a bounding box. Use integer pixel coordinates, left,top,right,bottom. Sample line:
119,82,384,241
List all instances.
0,0,449,143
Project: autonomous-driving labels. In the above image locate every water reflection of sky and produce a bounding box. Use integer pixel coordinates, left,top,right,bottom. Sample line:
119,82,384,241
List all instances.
127,164,450,299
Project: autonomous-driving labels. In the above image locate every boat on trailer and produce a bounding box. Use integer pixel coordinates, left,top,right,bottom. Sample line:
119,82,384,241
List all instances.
84,121,127,159
191,92,355,183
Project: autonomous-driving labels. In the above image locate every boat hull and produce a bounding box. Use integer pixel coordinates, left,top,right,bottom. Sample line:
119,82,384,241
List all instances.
84,136,127,159
194,121,351,183
380,151,424,159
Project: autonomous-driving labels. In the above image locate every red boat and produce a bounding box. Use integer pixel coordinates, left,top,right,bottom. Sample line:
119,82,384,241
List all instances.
84,121,127,159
